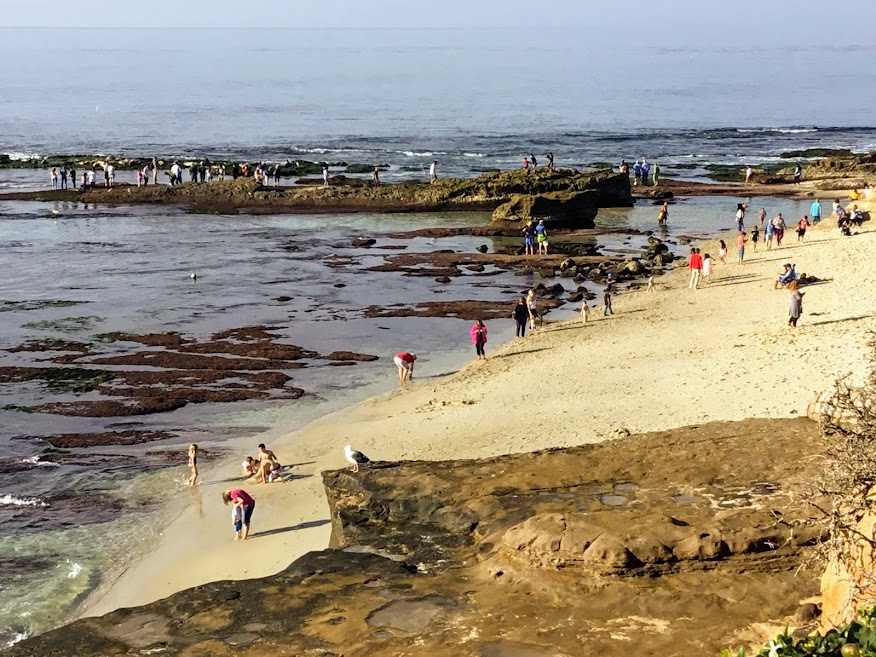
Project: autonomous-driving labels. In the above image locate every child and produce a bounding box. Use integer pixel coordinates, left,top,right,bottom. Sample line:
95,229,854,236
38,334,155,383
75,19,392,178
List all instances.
603,287,614,317
717,240,727,264
187,443,199,486
701,253,713,283
581,300,591,323
232,504,244,540
750,225,759,251
647,274,655,292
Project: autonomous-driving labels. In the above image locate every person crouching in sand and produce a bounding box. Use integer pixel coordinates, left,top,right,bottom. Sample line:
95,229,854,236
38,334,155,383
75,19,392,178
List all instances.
222,489,255,541
187,443,199,486
394,351,416,387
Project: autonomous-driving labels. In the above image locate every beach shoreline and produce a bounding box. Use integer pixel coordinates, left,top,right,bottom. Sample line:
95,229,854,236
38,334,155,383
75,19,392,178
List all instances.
79,197,876,620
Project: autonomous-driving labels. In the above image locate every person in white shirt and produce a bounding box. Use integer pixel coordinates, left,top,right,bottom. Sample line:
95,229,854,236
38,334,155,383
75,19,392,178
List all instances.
745,166,753,184
170,163,181,186
106,164,115,187
429,160,438,184
323,165,329,187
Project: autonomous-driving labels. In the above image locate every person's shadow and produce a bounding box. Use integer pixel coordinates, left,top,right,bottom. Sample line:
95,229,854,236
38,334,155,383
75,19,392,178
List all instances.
250,519,330,538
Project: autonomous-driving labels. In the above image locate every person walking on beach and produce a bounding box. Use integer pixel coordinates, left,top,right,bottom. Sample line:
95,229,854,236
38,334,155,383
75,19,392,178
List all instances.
735,203,746,232
736,231,747,265
797,216,810,241
50,168,58,189
527,289,539,330
522,221,536,255
702,252,713,283
535,220,549,255
603,286,614,316
764,220,775,251
633,160,642,186
758,207,766,228
750,224,759,251
810,199,822,224
394,351,416,387
788,280,804,327
717,240,727,264
222,489,255,540
187,443,199,486
658,201,668,225
581,299,591,322
772,213,786,246
513,296,529,337
430,160,438,184
471,319,488,360
688,247,703,289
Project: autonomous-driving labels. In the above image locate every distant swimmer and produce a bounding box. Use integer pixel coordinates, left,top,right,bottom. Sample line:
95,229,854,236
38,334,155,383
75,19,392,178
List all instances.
430,160,438,184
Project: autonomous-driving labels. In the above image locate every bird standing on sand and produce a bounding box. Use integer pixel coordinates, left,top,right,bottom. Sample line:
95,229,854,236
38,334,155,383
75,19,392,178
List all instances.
344,444,371,473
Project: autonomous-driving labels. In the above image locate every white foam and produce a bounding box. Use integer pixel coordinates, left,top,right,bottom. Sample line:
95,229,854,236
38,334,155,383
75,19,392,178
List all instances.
4,632,28,648
21,457,61,468
2,151,40,161
0,494,48,507
463,152,487,158
66,561,83,579
401,151,433,157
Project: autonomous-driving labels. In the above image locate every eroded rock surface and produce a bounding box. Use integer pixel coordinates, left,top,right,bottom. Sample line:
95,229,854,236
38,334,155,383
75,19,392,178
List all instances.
11,418,824,657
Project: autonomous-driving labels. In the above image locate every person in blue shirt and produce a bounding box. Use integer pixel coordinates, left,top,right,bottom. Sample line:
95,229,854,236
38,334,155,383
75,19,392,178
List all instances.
641,159,651,185
522,221,536,256
810,199,822,223
535,220,549,255
633,160,642,186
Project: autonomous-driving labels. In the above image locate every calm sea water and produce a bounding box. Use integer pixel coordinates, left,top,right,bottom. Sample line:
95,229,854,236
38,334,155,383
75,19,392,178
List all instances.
0,24,856,647
1,28,876,180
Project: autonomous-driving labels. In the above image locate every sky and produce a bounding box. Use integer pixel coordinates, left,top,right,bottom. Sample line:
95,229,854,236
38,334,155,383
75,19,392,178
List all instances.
1,0,873,30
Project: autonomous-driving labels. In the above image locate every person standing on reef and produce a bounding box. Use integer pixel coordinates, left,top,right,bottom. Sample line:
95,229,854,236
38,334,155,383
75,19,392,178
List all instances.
688,247,703,289
323,165,329,187
152,157,159,184
170,162,181,186
652,163,660,186
633,160,642,186
641,159,651,186
522,156,529,170
372,167,380,185
745,166,753,185
87,169,95,189
70,168,76,191
60,167,68,190
620,160,629,175
429,160,438,184
810,199,822,224
394,351,416,387
546,152,554,170
50,167,58,189
794,164,802,185
530,153,538,170
273,164,281,187
471,319,488,361
535,219,548,255
513,296,529,337
522,221,536,256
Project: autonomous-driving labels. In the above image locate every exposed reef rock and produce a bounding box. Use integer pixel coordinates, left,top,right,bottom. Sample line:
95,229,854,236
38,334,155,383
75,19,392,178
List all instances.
491,190,599,228
11,418,824,657
0,167,633,216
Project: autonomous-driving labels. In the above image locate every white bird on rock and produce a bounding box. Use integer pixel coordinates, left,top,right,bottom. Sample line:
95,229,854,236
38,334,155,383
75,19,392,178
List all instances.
344,444,371,473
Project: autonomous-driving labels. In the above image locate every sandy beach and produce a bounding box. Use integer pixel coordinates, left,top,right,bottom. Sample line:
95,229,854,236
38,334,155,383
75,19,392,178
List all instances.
85,197,876,618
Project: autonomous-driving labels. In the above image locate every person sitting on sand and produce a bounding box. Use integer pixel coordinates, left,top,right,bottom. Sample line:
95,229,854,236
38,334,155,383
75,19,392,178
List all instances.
222,489,255,540
850,189,861,201
242,456,256,478
254,443,282,484
394,351,416,387
772,263,797,290
851,205,864,226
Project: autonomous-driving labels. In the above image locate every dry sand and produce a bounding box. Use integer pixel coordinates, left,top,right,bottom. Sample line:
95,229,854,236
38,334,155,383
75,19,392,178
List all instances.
85,199,876,618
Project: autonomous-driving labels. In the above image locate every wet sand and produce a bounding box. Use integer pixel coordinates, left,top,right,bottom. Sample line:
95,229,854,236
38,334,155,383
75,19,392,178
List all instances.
84,199,875,618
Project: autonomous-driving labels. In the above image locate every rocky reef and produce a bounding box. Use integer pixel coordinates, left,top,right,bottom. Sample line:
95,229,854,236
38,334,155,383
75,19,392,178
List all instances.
0,167,633,219
9,418,824,656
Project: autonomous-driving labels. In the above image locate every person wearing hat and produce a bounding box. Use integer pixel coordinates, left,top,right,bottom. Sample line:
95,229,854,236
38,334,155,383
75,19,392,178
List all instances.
394,351,417,387
535,220,549,255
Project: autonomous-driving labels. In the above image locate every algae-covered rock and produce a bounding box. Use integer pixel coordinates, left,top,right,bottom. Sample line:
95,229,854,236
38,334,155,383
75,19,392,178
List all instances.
491,190,599,228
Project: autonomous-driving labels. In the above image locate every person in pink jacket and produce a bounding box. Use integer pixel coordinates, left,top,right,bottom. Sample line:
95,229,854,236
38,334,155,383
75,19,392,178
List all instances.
471,319,488,361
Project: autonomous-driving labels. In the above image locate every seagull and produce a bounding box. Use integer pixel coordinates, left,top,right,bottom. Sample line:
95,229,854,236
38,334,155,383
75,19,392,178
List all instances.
344,444,370,473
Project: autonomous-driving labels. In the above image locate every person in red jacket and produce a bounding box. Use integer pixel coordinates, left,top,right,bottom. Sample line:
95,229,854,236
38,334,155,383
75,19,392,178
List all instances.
688,247,703,289
394,351,417,387
470,319,488,360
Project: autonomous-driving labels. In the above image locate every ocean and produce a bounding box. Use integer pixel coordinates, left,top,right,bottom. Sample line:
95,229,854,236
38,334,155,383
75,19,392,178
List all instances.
0,25,862,646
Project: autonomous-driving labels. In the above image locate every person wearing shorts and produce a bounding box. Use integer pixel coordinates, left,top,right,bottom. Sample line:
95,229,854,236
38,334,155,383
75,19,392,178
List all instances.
394,352,416,387
535,220,548,255
522,222,536,256
736,231,746,264
222,488,255,540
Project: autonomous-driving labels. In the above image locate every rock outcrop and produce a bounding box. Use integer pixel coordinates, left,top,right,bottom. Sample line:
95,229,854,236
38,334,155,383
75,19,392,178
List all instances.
0,167,633,216
10,418,824,657
490,190,599,228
